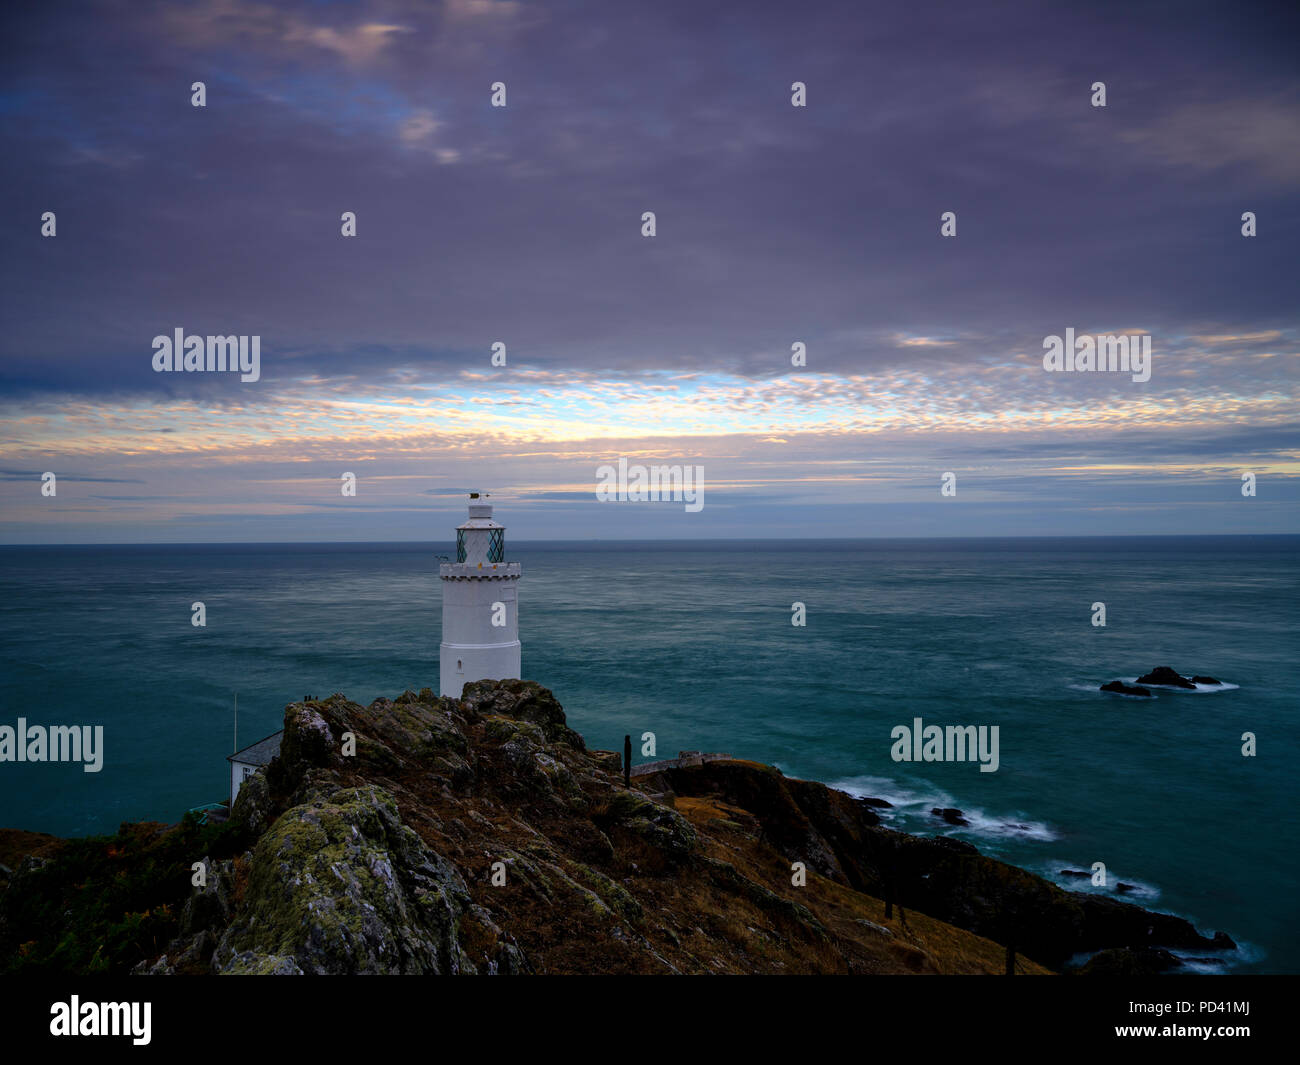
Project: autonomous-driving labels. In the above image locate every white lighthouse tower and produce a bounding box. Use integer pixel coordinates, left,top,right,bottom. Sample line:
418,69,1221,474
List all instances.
439,494,522,697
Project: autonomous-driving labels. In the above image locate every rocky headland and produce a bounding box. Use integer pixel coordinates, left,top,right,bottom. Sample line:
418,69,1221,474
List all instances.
0,680,1236,975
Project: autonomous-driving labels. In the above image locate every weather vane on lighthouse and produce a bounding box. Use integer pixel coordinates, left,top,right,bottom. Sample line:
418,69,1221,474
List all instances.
439,493,522,697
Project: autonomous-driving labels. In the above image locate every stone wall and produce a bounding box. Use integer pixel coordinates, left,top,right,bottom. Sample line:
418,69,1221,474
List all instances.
629,751,733,777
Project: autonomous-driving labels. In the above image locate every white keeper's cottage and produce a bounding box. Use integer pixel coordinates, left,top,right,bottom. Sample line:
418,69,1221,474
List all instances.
227,729,282,808
439,494,522,696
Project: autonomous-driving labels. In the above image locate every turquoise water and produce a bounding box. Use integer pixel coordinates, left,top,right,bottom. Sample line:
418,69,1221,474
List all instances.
0,537,1295,971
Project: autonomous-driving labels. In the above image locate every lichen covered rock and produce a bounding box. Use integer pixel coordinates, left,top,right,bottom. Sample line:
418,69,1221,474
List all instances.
215,786,472,974
596,790,697,869
230,771,275,835
460,679,586,750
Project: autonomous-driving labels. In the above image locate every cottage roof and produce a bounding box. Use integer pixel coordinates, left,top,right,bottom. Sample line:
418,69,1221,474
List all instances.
227,729,283,766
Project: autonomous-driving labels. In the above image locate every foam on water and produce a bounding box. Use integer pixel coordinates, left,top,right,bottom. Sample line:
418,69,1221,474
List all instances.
1117,677,1241,693
1171,938,1262,973
829,773,1058,842
1040,861,1161,901
1073,682,1159,698
1073,678,1240,697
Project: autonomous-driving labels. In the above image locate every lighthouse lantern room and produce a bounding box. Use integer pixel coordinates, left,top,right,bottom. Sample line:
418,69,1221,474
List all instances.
439,494,522,697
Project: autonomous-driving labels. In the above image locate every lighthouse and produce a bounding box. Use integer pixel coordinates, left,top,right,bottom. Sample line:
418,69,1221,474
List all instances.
439,494,522,697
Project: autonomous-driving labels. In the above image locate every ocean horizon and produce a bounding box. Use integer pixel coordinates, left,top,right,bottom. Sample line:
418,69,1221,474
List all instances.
1,534,1295,973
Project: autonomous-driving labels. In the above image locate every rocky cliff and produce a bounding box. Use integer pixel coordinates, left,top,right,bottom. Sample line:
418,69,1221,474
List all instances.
0,680,1236,975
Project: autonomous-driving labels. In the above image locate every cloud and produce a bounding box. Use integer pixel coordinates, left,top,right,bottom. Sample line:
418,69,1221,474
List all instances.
896,335,956,348
398,109,441,143
443,0,524,25
286,22,413,65
1,0,1297,541
0,470,144,483
1191,331,1282,345
1118,93,1300,185
156,0,412,65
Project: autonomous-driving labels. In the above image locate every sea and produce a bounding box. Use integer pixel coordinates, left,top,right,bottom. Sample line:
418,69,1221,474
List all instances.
0,536,1295,972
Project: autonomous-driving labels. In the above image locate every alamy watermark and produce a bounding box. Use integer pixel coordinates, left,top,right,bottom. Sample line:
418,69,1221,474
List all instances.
890,716,999,773
1043,328,1150,383
50,997,150,1045
151,328,261,382
595,458,704,512
0,718,104,772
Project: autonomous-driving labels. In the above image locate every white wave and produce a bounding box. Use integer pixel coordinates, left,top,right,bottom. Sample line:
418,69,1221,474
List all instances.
1078,682,1158,699
1117,676,1240,693
1067,943,1248,974
1042,862,1161,900
1169,938,1259,973
1172,954,1232,974
828,774,1058,842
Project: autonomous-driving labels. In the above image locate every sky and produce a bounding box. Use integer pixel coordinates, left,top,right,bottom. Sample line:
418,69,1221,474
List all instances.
0,0,1297,543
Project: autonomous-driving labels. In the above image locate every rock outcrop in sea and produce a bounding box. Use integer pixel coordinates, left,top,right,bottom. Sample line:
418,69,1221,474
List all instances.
1100,667,1225,696
1100,681,1152,697
0,680,1237,975
1136,666,1221,689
